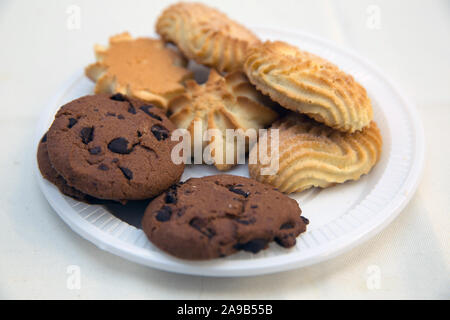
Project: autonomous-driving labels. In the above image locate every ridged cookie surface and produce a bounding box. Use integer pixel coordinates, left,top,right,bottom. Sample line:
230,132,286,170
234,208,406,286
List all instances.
244,41,373,132
249,114,382,193
85,32,192,109
156,2,260,72
169,70,278,170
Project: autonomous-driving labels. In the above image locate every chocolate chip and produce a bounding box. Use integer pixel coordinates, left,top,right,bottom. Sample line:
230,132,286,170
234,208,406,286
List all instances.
68,118,78,128
140,105,162,121
228,186,250,198
108,138,131,154
98,163,109,171
189,218,215,238
118,114,125,120
175,207,187,217
274,237,285,247
110,93,126,101
106,112,116,117
127,102,136,114
190,217,206,229
156,206,172,222
165,187,177,204
137,131,142,137
119,166,133,180
274,235,295,248
204,228,216,238
41,133,47,143
235,218,256,225
151,124,169,141
301,216,309,225
89,146,101,155
233,239,267,253
250,205,258,209
280,222,295,230
80,127,94,144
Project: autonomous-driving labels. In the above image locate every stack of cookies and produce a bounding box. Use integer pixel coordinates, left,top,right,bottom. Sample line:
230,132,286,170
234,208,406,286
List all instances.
38,2,382,260
244,42,382,193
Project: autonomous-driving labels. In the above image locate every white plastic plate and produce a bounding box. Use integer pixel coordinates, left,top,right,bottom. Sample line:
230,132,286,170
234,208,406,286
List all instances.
35,27,425,277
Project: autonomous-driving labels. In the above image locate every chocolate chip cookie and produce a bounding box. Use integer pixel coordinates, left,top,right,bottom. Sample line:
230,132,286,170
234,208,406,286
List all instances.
46,93,184,201
37,133,92,202
142,174,308,260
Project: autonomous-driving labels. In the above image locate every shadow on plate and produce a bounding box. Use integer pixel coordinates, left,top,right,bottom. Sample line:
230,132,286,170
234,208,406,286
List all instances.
97,199,151,229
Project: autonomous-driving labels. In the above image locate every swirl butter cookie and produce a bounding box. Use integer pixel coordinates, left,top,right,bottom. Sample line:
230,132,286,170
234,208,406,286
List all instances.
46,94,184,201
169,70,279,170
156,2,260,72
244,41,373,132
85,32,192,109
142,175,309,260
249,114,382,193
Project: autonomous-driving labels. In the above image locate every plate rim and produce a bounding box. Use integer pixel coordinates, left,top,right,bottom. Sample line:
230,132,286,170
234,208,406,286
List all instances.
34,26,425,277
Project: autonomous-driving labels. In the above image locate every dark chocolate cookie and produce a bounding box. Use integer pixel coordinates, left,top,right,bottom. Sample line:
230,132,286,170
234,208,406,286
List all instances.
37,133,92,202
46,94,184,201
142,174,308,260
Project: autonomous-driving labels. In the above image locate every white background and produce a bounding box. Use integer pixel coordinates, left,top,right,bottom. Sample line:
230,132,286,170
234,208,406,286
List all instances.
0,0,449,299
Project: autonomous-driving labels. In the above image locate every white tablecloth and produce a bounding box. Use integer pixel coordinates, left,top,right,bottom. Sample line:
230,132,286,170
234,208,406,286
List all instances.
0,0,448,299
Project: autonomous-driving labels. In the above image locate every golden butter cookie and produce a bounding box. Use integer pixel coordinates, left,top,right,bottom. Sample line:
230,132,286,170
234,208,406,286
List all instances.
248,114,382,193
169,70,279,171
156,2,260,72
85,32,192,109
244,41,373,132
